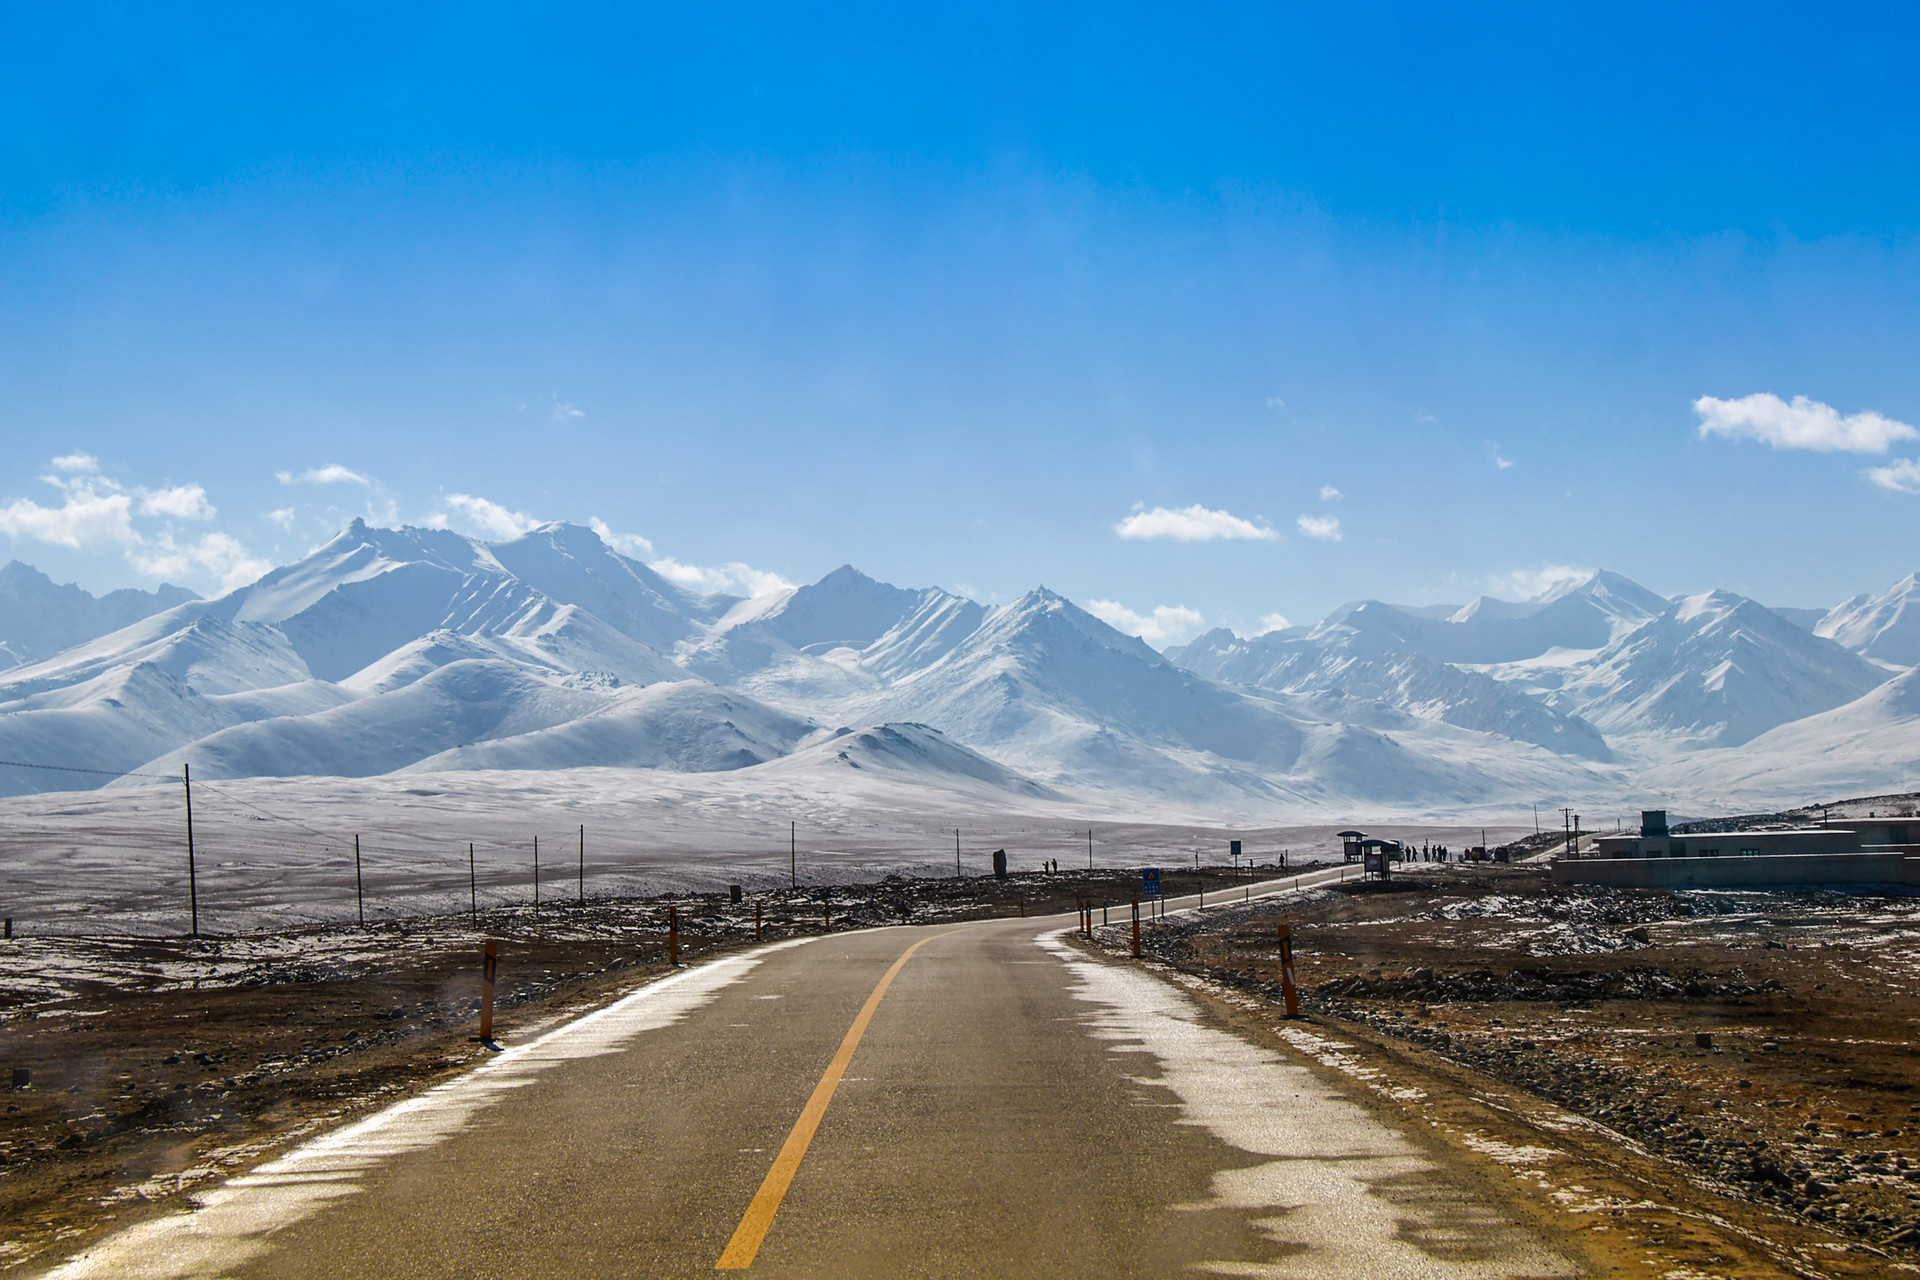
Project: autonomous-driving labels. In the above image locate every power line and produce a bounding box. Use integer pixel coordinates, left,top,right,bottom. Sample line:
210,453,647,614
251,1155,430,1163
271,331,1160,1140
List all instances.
0,757,182,781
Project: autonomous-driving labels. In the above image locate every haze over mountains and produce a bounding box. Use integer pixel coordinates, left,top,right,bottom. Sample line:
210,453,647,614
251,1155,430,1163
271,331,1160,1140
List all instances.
0,521,1913,817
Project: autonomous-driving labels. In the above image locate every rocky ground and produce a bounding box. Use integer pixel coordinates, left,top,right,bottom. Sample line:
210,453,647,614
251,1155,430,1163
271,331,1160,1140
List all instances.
1101,861,1920,1275
0,865,1223,1274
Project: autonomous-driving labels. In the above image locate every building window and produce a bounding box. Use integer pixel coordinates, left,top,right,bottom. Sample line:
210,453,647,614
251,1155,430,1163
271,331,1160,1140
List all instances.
1740,847,1759,857
1700,847,1720,857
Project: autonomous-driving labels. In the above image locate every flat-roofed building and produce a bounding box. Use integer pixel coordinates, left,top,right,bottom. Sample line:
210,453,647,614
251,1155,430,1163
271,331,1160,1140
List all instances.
1555,807,1920,888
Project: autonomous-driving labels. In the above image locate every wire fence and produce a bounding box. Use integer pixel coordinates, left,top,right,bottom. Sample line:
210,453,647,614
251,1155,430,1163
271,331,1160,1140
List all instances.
0,764,1245,938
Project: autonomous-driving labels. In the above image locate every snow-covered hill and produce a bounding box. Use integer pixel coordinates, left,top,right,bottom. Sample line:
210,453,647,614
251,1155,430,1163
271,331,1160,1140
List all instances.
1241,570,1666,667
1817,574,1920,668
1558,591,1888,747
1664,665,1920,807
1171,627,1611,761
0,562,197,669
5,524,1919,817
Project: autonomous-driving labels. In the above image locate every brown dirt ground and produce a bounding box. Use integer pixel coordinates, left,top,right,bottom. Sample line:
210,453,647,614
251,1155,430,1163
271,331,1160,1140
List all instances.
1103,860,1920,1277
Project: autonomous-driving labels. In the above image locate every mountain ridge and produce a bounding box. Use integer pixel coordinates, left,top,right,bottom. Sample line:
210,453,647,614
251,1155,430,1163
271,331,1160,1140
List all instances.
0,526,1911,817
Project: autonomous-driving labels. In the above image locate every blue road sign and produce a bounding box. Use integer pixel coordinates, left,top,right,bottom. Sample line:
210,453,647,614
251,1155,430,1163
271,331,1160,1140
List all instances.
1142,867,1161,898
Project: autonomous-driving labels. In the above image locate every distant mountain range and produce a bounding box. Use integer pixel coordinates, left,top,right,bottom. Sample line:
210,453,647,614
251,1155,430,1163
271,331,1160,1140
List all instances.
0,521,1912,817
0,561,197,668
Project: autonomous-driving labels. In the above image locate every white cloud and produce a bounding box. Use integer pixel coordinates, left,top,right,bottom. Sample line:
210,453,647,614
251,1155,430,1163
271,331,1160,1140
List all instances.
1265,396,1286,409
441,493,542,540
550,398,585,425
1694,392,1917,454
1490,563,1589,600
279,464,371,486
1114,504,1278,542
1296,514,1342,541
130,531,273,592
1485,441,1516,470
0,454,274,593
1866,458,1920,494
0,481,135,548
588,517,656,559
267,507,297,529
138,484,215,521
649,556,794,597
1257,612,1292,633
1319,485,1342,501
1086,599,1206,646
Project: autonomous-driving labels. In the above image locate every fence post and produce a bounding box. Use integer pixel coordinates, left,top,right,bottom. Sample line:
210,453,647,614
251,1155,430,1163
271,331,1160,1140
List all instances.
479,939,498,1044
183,763,197,938
1278,923,1300,1018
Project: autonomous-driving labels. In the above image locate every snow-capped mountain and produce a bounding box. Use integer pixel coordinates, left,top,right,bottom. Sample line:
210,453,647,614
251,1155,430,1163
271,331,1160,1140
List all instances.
1664,664,1920,807
1170,627,1611,761
1817,573,1920,668
1555,590,1888,747
1254,570,1666,667
0,561,197,669
2,523,1916,816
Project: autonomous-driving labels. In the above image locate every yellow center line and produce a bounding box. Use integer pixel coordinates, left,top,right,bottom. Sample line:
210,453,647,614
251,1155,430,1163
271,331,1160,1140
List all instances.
715,928,957,1270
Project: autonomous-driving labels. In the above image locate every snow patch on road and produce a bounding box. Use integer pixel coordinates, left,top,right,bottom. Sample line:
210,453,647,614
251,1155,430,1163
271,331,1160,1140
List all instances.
1038,932,1576,1279
37,940,812,1280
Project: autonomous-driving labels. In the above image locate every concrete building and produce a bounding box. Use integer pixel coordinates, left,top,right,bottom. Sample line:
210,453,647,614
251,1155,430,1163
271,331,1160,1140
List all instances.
1554,809,1920,889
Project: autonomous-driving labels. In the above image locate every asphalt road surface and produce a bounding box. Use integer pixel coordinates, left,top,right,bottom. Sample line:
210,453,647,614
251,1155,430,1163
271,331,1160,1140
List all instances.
44,870,1577,1278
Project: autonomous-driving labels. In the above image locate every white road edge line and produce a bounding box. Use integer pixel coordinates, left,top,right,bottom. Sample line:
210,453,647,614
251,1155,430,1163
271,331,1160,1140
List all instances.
36,937,819,1280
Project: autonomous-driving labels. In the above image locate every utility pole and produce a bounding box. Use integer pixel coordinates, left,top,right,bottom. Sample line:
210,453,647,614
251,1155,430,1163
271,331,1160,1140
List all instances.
183,763,197,938
1562,807,1573,857
533,835,539,906
1088,828,1093,870
469,843,477,927
955,828,960,877
578,824,585,905
354,834,363,926
790,821,796,889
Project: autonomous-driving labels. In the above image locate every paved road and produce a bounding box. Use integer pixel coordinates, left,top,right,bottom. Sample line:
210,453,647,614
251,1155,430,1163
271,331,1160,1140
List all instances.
46,871,1576,1278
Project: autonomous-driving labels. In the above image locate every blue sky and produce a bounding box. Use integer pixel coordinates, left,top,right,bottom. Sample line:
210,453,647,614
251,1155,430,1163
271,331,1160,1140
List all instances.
3,3,1919,642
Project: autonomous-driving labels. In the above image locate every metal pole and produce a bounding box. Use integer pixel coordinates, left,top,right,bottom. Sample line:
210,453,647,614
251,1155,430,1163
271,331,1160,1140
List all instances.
578,824,585,904
184,763,197,937
791,821,796,889
1088,828,1093,869
955,828,960,877
469,843,477,927
533,835,539,906
355,834,364,927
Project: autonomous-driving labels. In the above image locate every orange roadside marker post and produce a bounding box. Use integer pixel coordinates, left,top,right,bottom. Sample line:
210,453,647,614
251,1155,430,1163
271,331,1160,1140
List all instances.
477,939,499,1046
1278,923,1300,1018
